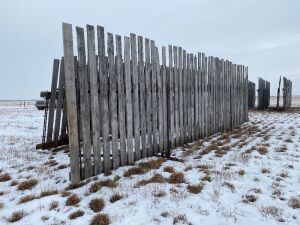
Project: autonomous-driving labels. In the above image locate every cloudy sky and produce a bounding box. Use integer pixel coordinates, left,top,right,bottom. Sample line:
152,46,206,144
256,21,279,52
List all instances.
1,0,299,100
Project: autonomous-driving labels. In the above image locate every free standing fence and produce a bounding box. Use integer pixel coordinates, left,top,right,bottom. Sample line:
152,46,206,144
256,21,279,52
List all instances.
36,59,68,150
61,23,249,184
248,81,255,108
283,77,292,108
257,78,270,109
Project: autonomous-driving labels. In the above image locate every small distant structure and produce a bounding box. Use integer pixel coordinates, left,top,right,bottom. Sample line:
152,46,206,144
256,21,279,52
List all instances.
276,76,292,109
248,81,255,108
257,78,270,109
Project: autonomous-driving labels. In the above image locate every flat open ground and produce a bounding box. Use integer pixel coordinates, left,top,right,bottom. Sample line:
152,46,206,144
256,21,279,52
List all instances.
0,100,300,225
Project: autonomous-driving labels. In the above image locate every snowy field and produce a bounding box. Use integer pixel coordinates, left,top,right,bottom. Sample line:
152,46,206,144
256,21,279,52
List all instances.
0,101,300,225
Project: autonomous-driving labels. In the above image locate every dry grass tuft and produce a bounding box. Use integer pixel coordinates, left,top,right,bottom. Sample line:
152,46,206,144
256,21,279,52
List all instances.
288,196,300,209
257,146,268,155
161,211,169,218
242,194,257,203
18,194,37,204
123,158,165,177
89,213,110,225
109,194,123,203
260,206,280,218
276,144,288,152
61,191,72,197
153,190,167,198
49,201,59,210
261,168,271,174
279,171,288,178
223,182,235,193
201,175,212,182
173,214,191,225
163,166,175,173
89,179,118,193
284,138,293,143
10,180,18,186
65,182,86,191
6,211,27,223
89,198,105,212
40,189,58,197
187,183,204,194
250,187,262,194
238,170,245,176
17,179,38,191
66,194,80,206
0,173,12,182
69,210,85,220
168,172,186,184
137,174,165,186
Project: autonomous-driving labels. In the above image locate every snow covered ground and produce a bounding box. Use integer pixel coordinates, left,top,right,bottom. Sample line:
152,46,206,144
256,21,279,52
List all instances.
0,101,299,225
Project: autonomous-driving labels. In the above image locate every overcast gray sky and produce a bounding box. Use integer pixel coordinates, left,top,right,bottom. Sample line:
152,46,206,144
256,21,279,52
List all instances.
1,0,299,100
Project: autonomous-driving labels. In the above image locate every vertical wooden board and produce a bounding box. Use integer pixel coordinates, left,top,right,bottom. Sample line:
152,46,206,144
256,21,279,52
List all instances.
178,47,183,145
145,38,153,156
97,26,111,170
182,50,187,144
151,41,158,154
47,59,60,142
62,23,80,184
202,54,207,137
197,53,202,138
173,46,179,146
168,45,175,148
194,54,199,139
116,35,127,166
53,58,65,141
108,33,118,169
87,25,102,175
186,53,191,141
155,47,164,153
191,54,195,141
162,46,168,153
138,36,147,158
130,34,141,160
60,96,67,139
76,26,92,178
124,36,134,163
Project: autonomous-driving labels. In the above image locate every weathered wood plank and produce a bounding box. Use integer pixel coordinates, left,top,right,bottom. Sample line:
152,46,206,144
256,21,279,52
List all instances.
62,23,80,184
173,46,179,146
168,45,175,148
124,36,134,163
162,46,168,153
151,41,158,155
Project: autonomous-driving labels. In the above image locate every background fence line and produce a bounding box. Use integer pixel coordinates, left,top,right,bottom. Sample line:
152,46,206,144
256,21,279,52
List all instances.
59,23,249,184
257,78,270,109
248,81,256,108
283,77,292,109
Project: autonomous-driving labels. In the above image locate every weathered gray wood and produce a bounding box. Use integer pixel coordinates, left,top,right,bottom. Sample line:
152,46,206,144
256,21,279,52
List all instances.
108,33,118,169
97,26,110,172
53,58,65,141
116,35,126,166
182,50,187,143
151,41,158,155
124,36,134,163
138,36,147,158
168,45,175,148
145,38,153,156
47,59,60,142
130,34,141,160
162,46,168,152
178,47,183,145
194,54,199,139
173,46,179,146
76,26,92,178
62,23,80,184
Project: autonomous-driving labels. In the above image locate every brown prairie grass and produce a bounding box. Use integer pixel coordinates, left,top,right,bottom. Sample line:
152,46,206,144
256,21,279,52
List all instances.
242,194,257,203
89,198,105,212
123,158,165,178
66,194,81,206
288,196,300,209
153,190,167,198
279,171,288,178
261,168,271,174
65,182,86,191
49,201,59,210
260,206,280,218
10,180,18,186
201,175,213,182
136,174,165,187
173,214,191,225
40,189,58,197
110,194,123,203
187,183,204,194
6,211,27,223
89,179,118,193
223,182,235,193
89,213,110,225
163,166,175,173
17,179,38,191
276,145,288,152
161,211,169,218
69,210,85,220
184,165,193,171
18,194,37,204
168,172,186,184
257,146,268,155
61,191,72,197
0,173,11,182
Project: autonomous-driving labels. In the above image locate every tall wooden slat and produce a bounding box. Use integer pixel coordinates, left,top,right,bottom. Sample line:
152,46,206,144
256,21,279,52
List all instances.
145,38,153,156
130,34,141,160
138,36,147,158
46,59,59,142
151,41,158,155
108,33,118,169
168,45,175,148
182,50,187,143
173,46,179,146
178,47,183,144
194,55,199,139
124,36,134,163
116,35,126,166
62,23,80,184
53,58,65,141
162,47,168,152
